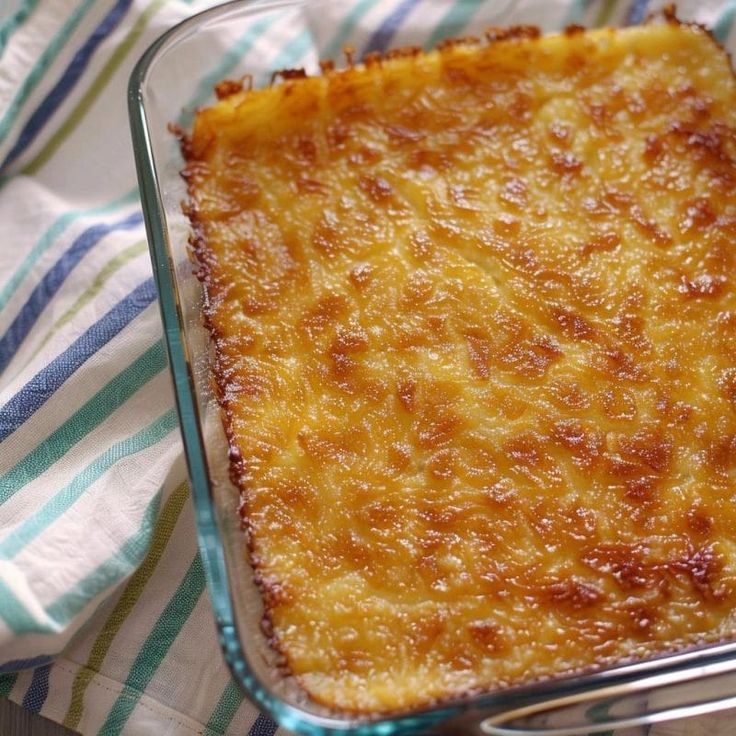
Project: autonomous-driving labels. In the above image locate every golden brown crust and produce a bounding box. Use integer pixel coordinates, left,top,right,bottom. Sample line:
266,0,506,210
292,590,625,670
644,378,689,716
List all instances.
182,19,736,714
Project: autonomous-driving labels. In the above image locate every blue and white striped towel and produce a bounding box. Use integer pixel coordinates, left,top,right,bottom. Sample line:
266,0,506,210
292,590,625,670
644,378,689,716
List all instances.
1,1,736,734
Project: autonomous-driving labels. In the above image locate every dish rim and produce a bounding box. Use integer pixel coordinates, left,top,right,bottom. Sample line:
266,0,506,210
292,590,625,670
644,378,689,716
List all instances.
127,2,736,734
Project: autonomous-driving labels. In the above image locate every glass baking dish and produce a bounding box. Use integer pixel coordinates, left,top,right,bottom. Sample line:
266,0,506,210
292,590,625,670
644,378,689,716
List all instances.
128,1,736,733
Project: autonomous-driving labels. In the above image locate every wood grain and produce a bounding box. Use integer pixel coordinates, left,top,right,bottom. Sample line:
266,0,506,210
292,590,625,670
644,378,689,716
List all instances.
0,697,78,736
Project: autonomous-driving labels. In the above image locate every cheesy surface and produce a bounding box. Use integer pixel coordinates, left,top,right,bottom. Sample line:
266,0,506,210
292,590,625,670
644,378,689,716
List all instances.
184,21,736,713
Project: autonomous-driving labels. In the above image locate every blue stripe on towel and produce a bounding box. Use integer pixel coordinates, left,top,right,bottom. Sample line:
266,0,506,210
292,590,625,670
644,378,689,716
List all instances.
248,713,278,736
0,655,53,675
362,0,423,54
1,0,133,171
0,210,143,374
21,664,51,713
0,277,156,443
625,0,649,25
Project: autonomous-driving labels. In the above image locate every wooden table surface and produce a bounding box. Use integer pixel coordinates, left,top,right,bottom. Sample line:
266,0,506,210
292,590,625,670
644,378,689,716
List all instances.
0,697,77,736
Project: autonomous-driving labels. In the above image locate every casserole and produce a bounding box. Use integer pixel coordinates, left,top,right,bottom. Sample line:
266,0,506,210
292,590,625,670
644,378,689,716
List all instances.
128,1,736,733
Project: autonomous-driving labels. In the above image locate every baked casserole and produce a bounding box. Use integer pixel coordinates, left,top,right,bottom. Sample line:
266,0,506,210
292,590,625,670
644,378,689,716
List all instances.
181,15,736,714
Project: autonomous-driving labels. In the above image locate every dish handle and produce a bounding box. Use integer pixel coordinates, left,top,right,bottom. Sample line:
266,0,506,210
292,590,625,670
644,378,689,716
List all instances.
479,658,736,736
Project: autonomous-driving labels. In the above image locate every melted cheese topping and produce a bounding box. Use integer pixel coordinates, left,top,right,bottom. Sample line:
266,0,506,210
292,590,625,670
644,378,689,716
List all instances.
184,22,736,714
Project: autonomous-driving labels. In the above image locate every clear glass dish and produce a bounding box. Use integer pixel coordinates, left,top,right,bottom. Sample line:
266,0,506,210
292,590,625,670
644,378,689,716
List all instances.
128,2,736,733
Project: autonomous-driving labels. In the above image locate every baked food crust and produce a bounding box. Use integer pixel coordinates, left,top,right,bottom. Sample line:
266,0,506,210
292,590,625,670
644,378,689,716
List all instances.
182,16,736,714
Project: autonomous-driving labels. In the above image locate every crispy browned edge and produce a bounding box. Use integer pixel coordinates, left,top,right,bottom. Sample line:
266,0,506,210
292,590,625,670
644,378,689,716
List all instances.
174,6,736,716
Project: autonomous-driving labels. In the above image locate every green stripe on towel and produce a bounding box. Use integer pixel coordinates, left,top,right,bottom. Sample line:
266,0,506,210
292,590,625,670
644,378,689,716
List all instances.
0,188,138,315
0,340,166,502
0,0,98,147
22,0,169,175
32,239,148,356
713,1,736,43
176,12,284,131
0,409,177,560
0,578,57,634
62,481,189,731
594,0,618,26
425,0,483,50
98,554,206,735
0,672,18,698
0,0,40,53
0,493,165,633
204,680,244,736
320,0,379,59
45,490,162,623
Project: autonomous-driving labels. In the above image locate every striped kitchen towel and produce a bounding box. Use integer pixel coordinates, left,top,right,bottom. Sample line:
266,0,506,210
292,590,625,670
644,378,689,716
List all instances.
1,0,736,734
